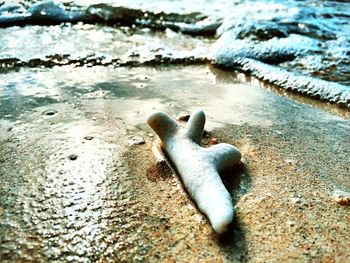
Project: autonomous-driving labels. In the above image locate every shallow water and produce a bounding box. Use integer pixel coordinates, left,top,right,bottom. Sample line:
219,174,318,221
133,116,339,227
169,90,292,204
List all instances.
0,0,349,106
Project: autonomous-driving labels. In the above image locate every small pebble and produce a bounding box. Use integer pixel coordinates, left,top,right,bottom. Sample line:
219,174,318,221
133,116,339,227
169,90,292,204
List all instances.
333,190,350,206
286,219,296,227
335,197,350,206
68,154,78,161
178,114,190,122
84,136,94,140
210,138,218,144
129,136,145,145
285,158,296,164
290,197,302,204
274,130,283,135
42,109,58,116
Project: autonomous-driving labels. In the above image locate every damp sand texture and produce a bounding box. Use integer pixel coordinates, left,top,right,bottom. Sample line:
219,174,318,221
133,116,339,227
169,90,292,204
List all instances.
1,66,350,262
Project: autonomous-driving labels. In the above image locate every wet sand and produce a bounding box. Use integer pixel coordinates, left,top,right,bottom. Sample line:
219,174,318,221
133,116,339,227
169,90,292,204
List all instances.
0,65,349,262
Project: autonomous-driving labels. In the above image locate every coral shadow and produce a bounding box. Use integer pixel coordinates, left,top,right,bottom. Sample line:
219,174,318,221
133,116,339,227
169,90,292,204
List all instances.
215,162,251,261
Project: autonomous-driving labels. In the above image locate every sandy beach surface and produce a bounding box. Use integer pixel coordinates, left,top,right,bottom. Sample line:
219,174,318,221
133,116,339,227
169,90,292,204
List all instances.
0,65,349,262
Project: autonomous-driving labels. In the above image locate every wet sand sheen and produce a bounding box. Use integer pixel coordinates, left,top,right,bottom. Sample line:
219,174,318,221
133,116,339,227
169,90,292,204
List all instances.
0,66,349,262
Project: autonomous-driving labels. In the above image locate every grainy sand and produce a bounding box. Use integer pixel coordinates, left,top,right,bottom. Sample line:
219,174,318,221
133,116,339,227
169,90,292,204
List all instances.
0,66,349,262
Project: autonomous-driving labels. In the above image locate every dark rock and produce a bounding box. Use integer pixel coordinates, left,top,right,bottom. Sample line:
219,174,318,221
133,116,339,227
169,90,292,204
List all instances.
42,109,58,116
129,136,145,145
178,114,190,122
68,154,78,161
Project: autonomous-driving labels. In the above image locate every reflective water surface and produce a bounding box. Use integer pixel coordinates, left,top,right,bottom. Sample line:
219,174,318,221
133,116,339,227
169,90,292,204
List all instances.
0,0,349,106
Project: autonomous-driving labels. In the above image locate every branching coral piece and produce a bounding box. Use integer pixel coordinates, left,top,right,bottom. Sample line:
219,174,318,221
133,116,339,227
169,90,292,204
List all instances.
147,109,241,233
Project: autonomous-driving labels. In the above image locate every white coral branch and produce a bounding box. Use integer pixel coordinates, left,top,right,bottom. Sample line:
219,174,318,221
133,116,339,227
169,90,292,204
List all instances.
147,109,241,233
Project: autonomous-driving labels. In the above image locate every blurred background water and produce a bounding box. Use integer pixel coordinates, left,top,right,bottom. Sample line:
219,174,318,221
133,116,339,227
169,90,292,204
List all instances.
0,0,349,105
